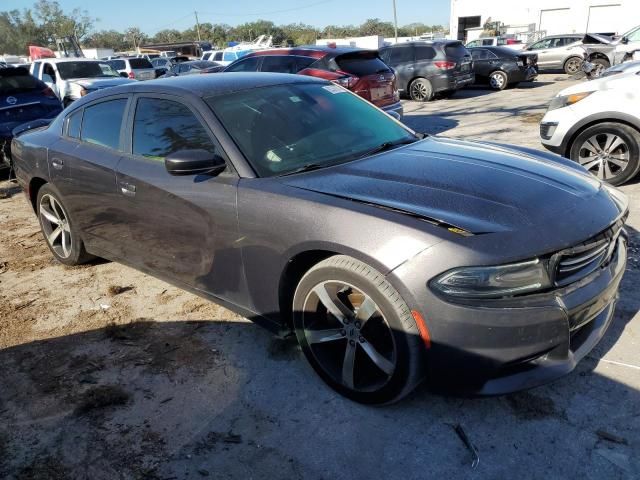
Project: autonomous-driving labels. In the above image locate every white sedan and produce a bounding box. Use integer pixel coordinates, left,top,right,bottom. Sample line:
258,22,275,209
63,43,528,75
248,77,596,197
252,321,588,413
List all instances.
540,71,640,185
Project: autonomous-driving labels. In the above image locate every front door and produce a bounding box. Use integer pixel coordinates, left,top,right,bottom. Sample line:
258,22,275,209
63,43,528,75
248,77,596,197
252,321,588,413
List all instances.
470,48,495,81
113,94,245,302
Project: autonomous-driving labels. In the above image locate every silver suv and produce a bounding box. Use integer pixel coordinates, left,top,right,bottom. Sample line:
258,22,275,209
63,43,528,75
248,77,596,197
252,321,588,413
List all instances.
524,34,584,74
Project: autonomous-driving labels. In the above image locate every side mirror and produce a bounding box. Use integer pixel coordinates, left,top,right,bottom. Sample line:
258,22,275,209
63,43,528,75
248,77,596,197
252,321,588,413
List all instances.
621,36,629,45
165,149,226,176
42,73,54,83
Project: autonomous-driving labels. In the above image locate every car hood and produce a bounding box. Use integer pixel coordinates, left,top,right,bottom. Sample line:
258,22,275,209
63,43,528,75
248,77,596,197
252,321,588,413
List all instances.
279,136,608,235
70,77,136,88
557,70,639,95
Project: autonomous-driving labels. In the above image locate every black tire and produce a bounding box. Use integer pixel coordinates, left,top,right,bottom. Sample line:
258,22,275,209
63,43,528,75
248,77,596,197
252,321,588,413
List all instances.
569,122,640,186
63,97,74,108
36,184,94,266
293,255,426,404
563,56,583,75
408,78,434,102
488,70,508,90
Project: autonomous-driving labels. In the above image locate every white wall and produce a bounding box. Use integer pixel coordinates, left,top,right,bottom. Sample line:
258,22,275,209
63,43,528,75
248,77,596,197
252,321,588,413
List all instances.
450,0,640,40
316,36,384,49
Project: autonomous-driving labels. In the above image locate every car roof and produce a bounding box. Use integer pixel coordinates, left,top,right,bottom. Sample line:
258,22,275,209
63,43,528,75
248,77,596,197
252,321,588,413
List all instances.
36,57,101,63
539,34,583,38
247,46,373,59
468,46,520,55
69,72,325,104
382,40,460,47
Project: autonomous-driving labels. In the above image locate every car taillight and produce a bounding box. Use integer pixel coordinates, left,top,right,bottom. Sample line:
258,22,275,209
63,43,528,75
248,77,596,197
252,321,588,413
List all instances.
128,71,135,79
332,71,359,89
42,86,56,98
434,61,456,70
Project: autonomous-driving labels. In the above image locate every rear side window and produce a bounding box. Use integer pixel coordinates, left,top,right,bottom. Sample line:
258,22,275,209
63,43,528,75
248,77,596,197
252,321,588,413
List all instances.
0,68,42,94
225,57,260,72
213,52,223,61
444,42,468,58
81,98,127,150
260,56,298,73
133,98,216,159
129,58,152,68
415,46,436,61
66,110,83,139
296,56,316,70
471,49,496,61
335,52,391,75
110,60,126,70
387,46,413,65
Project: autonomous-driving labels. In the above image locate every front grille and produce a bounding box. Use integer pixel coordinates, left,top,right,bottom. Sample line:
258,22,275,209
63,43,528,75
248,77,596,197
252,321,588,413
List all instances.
550,222,624,287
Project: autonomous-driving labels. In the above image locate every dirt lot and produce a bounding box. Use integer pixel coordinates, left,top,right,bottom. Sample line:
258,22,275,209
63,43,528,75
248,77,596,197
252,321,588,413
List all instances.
1,73,639,479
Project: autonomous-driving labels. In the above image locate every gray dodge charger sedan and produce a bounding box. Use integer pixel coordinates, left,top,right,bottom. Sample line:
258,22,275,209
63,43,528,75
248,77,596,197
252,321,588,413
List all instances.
11,73,628,404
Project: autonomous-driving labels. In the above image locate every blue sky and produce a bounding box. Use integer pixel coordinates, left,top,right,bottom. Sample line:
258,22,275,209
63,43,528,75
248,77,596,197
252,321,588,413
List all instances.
5,0,451,34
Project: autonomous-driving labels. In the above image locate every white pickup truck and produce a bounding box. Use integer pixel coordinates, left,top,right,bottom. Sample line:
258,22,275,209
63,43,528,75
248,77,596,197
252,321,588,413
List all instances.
30,58,135,107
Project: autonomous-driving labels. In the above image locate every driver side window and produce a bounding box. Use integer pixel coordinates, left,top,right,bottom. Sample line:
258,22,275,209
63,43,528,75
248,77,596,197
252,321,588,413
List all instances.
43,63,56,82
627,27,640,42
529,39,551,50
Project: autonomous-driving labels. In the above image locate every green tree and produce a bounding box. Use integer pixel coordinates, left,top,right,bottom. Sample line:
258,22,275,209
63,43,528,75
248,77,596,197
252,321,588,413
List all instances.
83,29,127,50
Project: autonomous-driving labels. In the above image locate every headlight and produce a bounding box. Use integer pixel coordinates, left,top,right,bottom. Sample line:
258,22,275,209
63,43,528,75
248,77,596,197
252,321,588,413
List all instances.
547,92,592,111
431,259,551,299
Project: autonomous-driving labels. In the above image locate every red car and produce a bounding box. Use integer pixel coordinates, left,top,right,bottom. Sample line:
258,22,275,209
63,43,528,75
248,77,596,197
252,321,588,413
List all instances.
223,46,403,119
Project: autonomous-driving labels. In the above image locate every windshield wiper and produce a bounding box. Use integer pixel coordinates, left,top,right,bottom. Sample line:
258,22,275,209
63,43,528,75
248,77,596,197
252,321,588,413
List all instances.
279,163,326,176
357,137,418,158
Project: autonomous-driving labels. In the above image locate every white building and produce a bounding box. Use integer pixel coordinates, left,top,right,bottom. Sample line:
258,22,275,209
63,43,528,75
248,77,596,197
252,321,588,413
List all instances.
450,0,640,42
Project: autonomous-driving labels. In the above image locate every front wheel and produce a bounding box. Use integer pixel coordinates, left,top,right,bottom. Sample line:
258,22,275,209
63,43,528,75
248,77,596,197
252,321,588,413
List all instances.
489,70,508,90
293,255,426,404
586,58,609,80
409,78,434,102
37,184,94,265
569,122,640,186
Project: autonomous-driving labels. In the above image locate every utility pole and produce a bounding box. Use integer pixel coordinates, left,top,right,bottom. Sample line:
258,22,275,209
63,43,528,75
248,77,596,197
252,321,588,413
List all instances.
195,11,201,41
392,0,398,43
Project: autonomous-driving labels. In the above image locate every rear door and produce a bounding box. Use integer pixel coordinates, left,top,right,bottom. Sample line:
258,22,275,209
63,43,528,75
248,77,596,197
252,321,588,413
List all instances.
470,48,495,79
380,45,414,91
113,94,242,298
49,95,130,255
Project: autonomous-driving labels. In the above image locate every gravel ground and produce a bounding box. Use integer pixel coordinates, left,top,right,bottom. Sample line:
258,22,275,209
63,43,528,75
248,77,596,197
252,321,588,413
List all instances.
0,74,639,479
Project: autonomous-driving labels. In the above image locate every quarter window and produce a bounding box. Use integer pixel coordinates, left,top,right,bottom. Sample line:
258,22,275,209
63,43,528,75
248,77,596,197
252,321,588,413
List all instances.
66,110,83,139
80,98,127,150
415,46,436,60
132,98,216,159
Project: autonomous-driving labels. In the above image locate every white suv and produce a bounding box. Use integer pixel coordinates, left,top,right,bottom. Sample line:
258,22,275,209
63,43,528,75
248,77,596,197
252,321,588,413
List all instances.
540,72,640,185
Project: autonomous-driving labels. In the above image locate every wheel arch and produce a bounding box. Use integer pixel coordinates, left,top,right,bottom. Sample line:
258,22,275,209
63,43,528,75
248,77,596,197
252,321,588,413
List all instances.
562,55,582,69
28,177,48,212
562,113,640,157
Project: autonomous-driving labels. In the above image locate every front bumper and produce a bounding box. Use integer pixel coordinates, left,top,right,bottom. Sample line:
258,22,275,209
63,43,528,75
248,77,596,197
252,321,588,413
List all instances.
392,233,627,395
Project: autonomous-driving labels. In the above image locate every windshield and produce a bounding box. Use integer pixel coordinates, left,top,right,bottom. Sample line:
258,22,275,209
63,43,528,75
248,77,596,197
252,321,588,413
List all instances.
206,82,416,177
57,61,119,79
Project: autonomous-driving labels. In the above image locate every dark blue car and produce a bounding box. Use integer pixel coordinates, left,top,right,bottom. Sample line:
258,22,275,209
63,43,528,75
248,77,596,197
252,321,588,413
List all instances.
1,67,62,170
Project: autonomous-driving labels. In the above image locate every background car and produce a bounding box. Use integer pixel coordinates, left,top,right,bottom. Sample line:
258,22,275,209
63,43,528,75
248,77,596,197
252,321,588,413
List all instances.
378,41,474,101
0,66,62,170
466,37,525,50
223,47,403,119
469,46,538,90
29,58,135,106
106,57,156,81
540,71,640,185
201,50,224,62
162,60,224,77
523,34,585,74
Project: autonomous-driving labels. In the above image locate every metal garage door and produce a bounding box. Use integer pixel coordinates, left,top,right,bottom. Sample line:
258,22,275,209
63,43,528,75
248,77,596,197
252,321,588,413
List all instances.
539,8,571,36
586,4,622,34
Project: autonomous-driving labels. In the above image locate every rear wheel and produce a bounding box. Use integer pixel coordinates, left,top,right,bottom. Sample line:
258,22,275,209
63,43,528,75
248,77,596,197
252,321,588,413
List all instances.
409,78,434,102
293,255,426,404
37,184,94,265
489,70,508,90
569,122,640,186
563,56,583,75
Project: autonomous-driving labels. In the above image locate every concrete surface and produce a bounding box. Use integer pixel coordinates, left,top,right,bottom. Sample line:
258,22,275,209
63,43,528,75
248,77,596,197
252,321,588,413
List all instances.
0,73,638,479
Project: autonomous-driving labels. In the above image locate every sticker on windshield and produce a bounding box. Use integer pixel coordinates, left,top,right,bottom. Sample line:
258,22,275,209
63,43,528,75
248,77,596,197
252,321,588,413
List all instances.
323,85,346,94
289,96,302,103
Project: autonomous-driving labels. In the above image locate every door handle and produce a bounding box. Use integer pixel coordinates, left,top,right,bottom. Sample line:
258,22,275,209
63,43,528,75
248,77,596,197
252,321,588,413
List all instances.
119,181,136,197
51,157,63,170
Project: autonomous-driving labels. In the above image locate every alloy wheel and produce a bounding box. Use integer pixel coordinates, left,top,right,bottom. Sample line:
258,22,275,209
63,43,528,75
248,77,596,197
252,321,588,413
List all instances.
301,281,397,392
39,194,72,258
410,82,429,101
489,72,505,89
578,133,630,181
565,58,582,75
